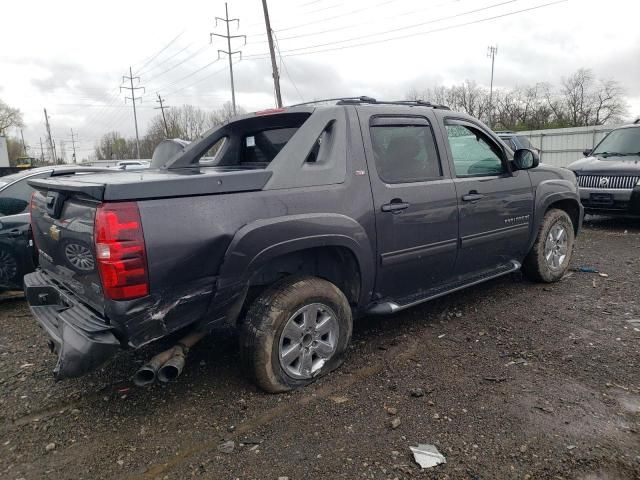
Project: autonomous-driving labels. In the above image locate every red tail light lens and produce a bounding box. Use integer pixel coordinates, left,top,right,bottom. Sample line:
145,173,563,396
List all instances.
94,202,149,300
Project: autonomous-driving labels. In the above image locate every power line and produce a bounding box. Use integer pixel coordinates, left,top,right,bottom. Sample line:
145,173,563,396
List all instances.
142,45,209,86
133,30,185,75
163,63,229,97
120,66,145,159
273,31,304,103
244,0,567,60
247,0,521,57
210,2,246,115
246,0,464,45
137,42,195,77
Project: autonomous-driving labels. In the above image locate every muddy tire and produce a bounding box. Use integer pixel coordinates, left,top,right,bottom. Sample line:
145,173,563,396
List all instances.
240,276,353,393
522,208,575,283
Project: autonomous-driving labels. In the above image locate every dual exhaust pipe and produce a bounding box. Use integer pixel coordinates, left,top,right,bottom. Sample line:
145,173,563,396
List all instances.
133,331,205,387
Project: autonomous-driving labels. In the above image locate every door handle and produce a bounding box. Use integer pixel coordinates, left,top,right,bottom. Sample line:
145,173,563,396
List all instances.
381,201,410,212
7,229,22,238
462,192,485,202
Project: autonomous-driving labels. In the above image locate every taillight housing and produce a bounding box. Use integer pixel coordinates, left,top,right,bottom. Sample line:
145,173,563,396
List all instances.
94,202,149,300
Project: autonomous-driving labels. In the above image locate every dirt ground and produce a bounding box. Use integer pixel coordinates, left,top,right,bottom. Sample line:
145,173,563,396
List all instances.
1,216,639,480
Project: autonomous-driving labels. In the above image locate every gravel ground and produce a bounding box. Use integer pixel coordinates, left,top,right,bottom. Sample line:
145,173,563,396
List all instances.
1,216,639,480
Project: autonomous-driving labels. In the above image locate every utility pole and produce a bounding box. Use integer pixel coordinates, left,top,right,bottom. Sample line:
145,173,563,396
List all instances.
487,45,498,128
261,0,282,108
121,66,145,159
20,129,27,156
155,93,171,138
43,108,57,163
39,137,45,164
210,3,245,115
69,128,78,163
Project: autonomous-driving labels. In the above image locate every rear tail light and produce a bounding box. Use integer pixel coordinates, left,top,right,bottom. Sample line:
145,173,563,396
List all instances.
94,202,149,300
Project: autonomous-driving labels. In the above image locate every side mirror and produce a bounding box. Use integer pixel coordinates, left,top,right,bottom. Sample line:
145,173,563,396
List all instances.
513,148,539,170
583,149,592,157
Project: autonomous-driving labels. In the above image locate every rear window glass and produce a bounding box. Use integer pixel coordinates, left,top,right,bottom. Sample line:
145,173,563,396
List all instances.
241,127,299,165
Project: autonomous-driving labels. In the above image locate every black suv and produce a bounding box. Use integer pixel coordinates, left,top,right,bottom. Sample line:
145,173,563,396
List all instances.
24,98,583,392
568,119,640,216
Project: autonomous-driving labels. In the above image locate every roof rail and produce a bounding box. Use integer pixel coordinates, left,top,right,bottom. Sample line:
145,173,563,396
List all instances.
634,118,640,124
289,96,376,107
288,96,450,110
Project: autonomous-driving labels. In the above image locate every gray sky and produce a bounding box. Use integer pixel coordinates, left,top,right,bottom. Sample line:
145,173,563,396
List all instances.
1,0,638,160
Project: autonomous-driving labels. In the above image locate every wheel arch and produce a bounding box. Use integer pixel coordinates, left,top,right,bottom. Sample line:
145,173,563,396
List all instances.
217,213,375,315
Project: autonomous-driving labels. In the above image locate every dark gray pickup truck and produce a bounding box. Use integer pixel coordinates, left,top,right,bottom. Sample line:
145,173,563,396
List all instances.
25,97,583,392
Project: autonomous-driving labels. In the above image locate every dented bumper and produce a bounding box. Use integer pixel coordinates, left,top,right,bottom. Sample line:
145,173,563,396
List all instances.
24,270,121,379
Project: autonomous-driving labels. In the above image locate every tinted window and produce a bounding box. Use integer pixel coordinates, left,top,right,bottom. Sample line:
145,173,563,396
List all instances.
370,123,442,183
0,178,36,216
242,127,299,165
446,124,505,177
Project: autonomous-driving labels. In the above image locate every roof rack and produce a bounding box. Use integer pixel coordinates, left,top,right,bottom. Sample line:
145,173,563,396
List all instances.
289,96,450,110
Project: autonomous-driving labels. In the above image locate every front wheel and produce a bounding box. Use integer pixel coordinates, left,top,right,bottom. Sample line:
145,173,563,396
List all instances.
240,276,353,393
522,208,575,283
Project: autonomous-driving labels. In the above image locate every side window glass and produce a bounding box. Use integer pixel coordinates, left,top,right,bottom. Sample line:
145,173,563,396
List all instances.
0,178,38,216
370,121,442,183
446,124,505,177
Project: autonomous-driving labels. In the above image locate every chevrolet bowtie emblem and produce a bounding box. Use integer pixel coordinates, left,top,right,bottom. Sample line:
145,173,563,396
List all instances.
49,225,60,241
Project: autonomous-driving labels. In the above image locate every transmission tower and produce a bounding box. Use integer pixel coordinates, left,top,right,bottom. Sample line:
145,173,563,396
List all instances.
210,2,246,115
121,66,145,159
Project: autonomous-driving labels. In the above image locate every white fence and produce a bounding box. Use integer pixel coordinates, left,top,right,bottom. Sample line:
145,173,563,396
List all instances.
517,125,618,168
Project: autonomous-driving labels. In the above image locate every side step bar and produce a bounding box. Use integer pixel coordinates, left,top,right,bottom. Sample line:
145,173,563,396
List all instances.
367,260,521,315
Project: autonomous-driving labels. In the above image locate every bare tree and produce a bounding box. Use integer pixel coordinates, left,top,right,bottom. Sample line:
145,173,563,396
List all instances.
407,68,628,131
0,98,24,135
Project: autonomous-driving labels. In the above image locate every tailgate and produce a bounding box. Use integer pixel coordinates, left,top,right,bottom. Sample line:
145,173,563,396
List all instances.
30,188,105,314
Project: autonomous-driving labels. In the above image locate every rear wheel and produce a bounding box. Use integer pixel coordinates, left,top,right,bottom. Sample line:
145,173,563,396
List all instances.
240,276,352,392
522,209,575,282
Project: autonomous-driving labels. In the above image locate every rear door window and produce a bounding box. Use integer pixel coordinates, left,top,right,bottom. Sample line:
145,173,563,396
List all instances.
370,117,442,183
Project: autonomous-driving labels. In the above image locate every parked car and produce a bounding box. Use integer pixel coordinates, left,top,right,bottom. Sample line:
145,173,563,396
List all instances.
496,131,538,153
0,166,113,289
116,160,150,171
568,119,640,216
25,98,582,391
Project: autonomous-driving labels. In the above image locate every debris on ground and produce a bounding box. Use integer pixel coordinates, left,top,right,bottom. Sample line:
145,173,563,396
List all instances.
385,406,398,415
390,417,401,429
217,440,235,454
483,376,507,382
45,442,56,452
409,444,446,469
573,266,599,273
329,395,349,404
410,388,425,397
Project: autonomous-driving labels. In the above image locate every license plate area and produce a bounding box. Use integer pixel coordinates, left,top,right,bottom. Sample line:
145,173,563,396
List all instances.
590,192,613,205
